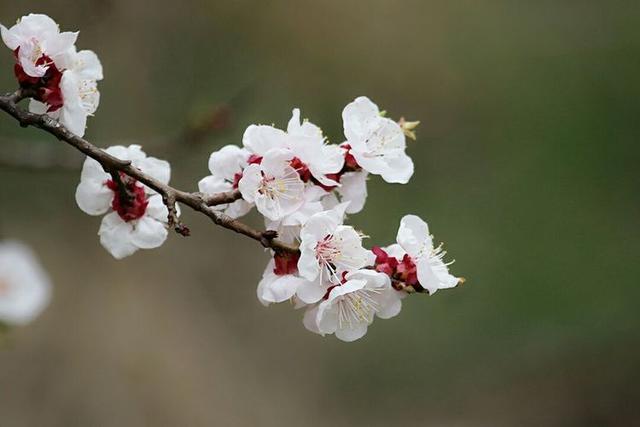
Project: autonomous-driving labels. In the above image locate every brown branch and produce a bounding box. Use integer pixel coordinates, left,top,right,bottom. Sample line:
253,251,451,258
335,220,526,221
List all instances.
0,89,299,254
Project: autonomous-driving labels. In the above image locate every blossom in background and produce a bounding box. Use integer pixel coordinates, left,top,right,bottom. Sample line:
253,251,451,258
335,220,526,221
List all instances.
303,269,401,342
373,215,462,295
75,145,175,259
342,96,414,184
1,13,102,137
198,144,253,218
0,241,51,326
297,203,372,285
238,148,305,221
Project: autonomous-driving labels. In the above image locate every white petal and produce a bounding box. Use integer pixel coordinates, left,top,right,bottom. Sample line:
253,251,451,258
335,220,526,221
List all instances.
297,239,320,282
397,214,432,258
58,104,87,137
242,124,288,155
383,243,406,259
47,31,78,60
303,305,322,335
136,157,171,186
416,257,440,295
260,147,294,177
376,289,403,319
316,303,339,335
325,279,367,301
98,212,138,259
287,108,323,139
417,255,460,295
338,171,368,214
130,216,168,250
145,194,169,222
335,322,368,342
342,96,381,141
299,206,343,242
18,14,59,36
75,49,103,80
1,24,20,50
237,164,262,203
345,269,389,288
104,144,147,162
198,175,231,195
75,180,112,215
225,199,253,219
296,279,328,304
259,274,301,304
317,144,345,175
80,156,108,184
208,145,248,181
332,225,369,272
379,152,414,184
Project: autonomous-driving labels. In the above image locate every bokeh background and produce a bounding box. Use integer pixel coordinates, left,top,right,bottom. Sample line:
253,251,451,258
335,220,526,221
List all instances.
1,1,639,426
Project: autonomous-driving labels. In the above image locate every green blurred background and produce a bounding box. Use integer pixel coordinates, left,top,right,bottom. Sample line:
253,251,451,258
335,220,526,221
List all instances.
1,1,639,425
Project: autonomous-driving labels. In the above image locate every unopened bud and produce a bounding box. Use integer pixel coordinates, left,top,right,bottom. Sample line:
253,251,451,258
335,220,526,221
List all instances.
398,117,420,141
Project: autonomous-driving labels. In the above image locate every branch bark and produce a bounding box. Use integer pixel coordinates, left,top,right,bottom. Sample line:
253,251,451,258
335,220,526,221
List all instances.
0,89,299,254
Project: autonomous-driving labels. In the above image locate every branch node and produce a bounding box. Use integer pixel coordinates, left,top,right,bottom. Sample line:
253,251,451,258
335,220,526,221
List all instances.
260,229,278,247
162,192,189,237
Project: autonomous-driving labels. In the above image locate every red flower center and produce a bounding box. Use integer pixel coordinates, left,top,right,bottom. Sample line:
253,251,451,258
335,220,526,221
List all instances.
13,49,64,112
289,156,312,182
106,174,149,222
341,144,360,170
372,246,419,289
232,172,243,189
247,154,263,165
273,251,301,276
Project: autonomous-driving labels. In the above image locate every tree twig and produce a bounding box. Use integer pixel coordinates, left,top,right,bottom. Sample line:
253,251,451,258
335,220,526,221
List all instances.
0,89,299,254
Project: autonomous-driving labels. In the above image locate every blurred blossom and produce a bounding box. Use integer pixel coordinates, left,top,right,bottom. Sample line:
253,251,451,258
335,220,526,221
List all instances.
0,241,51,326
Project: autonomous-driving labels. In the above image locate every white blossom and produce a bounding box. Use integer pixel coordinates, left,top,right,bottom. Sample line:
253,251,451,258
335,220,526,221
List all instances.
198,144,253,218
342,96,414,184
297,203,372,284
29,47,103,137
0,241,51,325
238,148,305,221
393,214,461,294
75,145,174,259
303,269,401,342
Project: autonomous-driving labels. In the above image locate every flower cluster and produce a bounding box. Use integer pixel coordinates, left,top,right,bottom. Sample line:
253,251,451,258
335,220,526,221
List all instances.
1,13,102,136
198,97,462,341
1,14,464,340
0,241,51,326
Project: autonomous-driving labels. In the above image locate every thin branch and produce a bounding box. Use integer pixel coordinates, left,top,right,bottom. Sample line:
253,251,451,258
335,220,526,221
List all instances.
0,89,298,254
109,170,134,204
